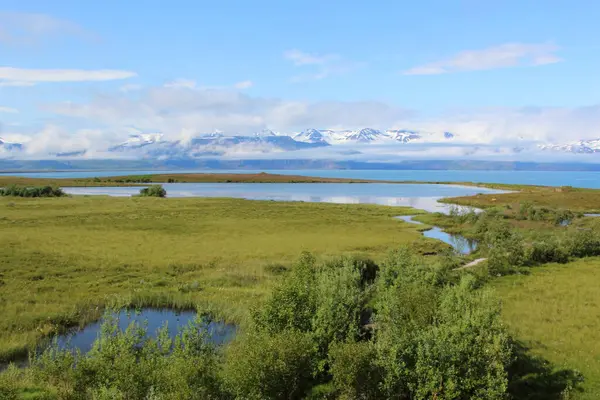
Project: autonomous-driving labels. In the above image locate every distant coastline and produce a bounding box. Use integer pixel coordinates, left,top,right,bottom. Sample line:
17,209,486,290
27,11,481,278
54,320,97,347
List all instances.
1,158,600,172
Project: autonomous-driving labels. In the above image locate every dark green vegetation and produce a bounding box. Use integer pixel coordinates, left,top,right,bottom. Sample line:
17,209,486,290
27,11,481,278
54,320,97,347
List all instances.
0,252,529,399
0,185,65,198
0,196,440,363
138,185,167,198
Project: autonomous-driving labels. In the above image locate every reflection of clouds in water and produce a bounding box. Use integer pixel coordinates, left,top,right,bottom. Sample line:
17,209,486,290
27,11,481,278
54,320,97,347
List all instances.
63,183,503,213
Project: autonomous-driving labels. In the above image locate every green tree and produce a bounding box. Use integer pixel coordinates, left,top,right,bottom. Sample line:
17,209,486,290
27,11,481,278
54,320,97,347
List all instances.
138,185,167,198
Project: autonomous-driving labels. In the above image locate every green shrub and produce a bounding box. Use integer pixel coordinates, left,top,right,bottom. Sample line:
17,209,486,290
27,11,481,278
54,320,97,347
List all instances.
0,365,19,400
375,276,512,400
329,341,382,400
554,209,575,226
138,185,167,198
0,185,65,198
253,252,317,334
223,330,316,400
312,258,366,356
31,312,225,399
565,229,600,258
527,239,569,264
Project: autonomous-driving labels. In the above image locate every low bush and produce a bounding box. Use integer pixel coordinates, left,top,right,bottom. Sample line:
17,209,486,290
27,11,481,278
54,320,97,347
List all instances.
138,185,166,198
328,341,382,400
526,239,569,265
31,312,225,399
223,330,316,399
0,185,65,198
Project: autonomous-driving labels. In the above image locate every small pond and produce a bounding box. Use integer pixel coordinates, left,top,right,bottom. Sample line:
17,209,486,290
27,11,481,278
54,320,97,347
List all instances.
0,309,236,371
396,215,478,255
50,309,236,354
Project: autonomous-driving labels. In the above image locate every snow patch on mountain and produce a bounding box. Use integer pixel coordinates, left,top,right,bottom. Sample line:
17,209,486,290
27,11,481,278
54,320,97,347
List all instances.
0,137,23,151
292,128,455,145
108,133,164,151
538,139,600,154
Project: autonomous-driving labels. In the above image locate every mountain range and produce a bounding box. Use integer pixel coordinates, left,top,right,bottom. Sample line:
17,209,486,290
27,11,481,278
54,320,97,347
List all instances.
1,128,599,158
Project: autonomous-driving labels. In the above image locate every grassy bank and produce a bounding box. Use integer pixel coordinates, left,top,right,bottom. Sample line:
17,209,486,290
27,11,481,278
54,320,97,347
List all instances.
0,196,439,362
443,184,600,212
0,173,381,187
494,258,600,400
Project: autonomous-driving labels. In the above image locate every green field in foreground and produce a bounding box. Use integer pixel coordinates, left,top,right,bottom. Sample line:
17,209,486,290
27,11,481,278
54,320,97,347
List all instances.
495,257,600,400
0,196,443,362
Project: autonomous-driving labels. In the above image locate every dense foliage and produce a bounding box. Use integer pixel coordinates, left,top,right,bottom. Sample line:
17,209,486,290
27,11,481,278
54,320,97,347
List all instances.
5,250,519,399
0,185,65,197
138,185,167,198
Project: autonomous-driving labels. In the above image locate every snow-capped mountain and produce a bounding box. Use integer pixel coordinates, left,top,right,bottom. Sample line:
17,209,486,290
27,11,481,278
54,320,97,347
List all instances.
293,129,329,144
385,129,423,143
109,133,165,151
0,137,23,151
1,129,599,159
253,129,279,138
538,139,600,154
292,128,453,144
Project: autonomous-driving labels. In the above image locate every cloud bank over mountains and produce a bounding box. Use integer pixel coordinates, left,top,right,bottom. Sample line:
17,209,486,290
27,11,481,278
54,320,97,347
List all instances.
1,82,599,163
1,80,599,161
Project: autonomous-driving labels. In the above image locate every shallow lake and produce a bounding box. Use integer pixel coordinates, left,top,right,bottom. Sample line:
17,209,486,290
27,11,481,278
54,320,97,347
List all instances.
49,309,236,354
4,169,600,188
396,215,478,254
63,182,504,213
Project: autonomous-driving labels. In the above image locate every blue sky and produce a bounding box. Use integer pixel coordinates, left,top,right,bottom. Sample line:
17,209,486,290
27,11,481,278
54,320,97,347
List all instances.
1,0,600,155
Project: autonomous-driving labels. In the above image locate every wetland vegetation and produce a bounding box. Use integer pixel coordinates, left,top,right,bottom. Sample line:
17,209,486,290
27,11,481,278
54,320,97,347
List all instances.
0,175,599,399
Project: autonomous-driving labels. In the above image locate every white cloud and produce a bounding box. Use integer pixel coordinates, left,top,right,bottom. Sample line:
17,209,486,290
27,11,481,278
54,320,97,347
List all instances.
44,85,413,139
119,83,143,92
0,106,18,113
284,49,360,82
234,80,253,89
0,12,88,45
0,67,136,86
409,106,600,144
0,80,36,87
164,79,197,89
403,43,562,75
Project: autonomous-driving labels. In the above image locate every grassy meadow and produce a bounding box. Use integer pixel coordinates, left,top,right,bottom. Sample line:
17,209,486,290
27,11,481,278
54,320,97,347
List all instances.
495,258,600,400
443,184,600,212
0,195,441,362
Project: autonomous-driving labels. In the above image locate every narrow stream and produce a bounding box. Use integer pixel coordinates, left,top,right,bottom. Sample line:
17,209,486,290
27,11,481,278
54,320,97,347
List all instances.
396,215,478,255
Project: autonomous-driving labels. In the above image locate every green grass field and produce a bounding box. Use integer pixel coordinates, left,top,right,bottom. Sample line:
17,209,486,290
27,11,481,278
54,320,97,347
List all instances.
0,196,442,362
443,185,600,213
495,258,600,400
